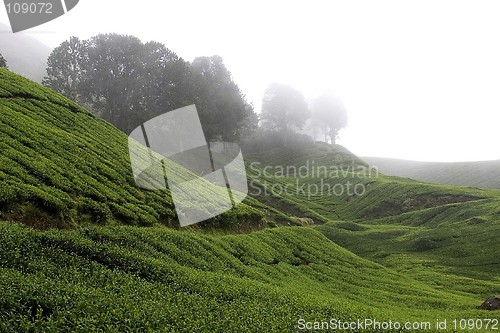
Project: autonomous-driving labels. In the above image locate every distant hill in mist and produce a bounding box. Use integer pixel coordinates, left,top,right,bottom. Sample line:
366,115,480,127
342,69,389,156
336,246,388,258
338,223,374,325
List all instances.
363,156,500,189
0,23,51,82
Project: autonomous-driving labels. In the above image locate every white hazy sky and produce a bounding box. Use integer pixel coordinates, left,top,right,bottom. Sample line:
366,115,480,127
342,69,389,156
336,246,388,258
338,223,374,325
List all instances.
2,0,500,162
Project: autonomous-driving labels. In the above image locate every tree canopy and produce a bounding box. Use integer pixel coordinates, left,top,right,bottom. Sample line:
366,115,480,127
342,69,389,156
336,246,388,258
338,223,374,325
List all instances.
260,83,310,146
190,56,254,142
43,34,256,139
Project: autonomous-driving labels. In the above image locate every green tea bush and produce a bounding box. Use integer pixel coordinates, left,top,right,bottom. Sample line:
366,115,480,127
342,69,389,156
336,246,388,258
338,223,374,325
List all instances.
0,69,261,228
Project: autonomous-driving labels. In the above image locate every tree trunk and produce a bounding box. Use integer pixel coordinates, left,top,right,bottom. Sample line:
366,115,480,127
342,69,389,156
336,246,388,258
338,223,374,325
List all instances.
330,127,336,145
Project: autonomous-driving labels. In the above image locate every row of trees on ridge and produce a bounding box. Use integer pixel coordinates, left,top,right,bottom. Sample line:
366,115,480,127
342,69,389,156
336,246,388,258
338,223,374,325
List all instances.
41,33,346,145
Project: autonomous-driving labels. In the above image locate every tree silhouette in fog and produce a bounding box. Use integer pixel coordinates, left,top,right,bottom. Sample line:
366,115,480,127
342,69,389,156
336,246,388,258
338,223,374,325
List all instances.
260,83,310,146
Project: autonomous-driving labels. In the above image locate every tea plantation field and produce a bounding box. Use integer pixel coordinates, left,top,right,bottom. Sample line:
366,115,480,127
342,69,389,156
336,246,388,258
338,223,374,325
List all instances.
1,68,499,332
0,222,496,332
0,68,261,230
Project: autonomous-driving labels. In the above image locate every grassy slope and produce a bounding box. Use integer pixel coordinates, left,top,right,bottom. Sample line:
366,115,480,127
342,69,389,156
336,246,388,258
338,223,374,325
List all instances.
246,144,500,323
316,197,500,288
246,143,491,223
0,222,493,332
0,68,260,229
247,142,500,323
363,156,500,189
1,69,499,331
246,142,500,276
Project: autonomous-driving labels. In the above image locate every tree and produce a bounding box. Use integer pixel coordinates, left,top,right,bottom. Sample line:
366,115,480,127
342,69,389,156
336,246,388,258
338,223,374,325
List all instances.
260,83,310,146
0,53,7,69
140,41,193,121
190,55,256,142
44,36,256,138
82,34,146,132
43,37,87,102
44,34,188,134
44,34,145,132
312,93,347,144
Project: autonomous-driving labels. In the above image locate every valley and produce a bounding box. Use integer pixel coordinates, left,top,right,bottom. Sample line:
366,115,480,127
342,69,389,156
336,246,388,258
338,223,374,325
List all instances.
0,68,499,332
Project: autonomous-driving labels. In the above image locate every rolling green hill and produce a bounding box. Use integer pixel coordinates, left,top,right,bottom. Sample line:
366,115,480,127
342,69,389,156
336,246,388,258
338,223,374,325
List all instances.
2,222,493,332
363,156,500,189
246,143,491,223
0,68,261,230
245,144,500,282
245,142,500,330
1,68,500,332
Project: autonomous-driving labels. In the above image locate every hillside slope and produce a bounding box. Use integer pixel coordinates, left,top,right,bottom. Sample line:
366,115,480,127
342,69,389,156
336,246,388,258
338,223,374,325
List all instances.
247,144,500,302
1,69,499,331
0,68,260,229
0,222,494,332
363,156,500,189
246,143,491,223
0,68,176,227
